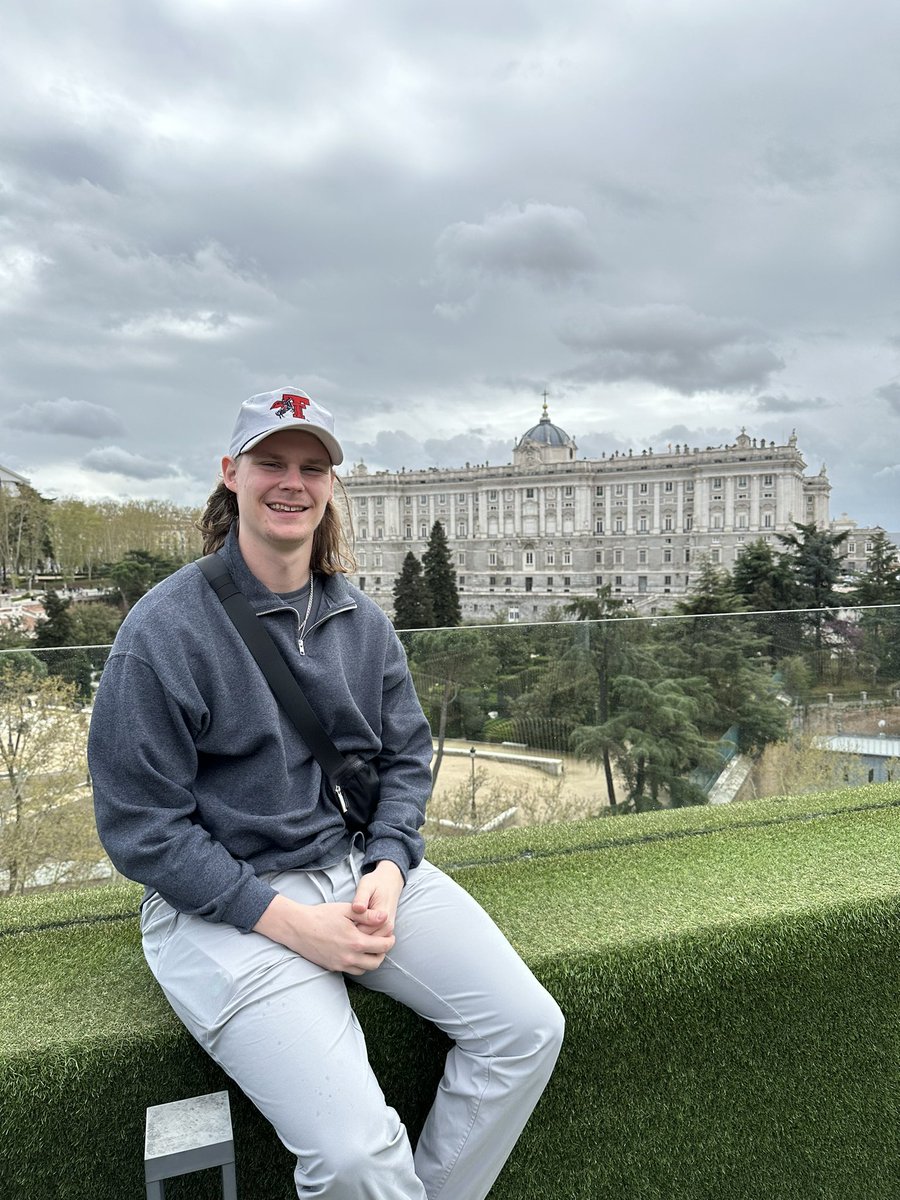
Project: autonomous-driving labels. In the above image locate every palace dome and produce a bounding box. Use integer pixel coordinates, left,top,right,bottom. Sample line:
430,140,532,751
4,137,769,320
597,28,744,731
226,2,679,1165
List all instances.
519,415,572,446
514,400,577,464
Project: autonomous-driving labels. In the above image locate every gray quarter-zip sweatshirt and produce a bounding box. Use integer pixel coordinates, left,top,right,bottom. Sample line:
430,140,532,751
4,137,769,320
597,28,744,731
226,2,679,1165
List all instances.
88,529,433,932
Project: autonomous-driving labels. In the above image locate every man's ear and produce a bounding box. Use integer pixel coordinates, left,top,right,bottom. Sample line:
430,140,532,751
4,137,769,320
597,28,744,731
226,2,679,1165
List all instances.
222,456,238,493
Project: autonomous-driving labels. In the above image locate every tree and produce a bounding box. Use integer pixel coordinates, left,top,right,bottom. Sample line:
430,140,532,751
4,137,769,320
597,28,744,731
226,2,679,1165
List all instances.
109,549,181,612
392,552,435,630
777,522,849,672
69,603,123,647
0,483,53,585
572,675,717,812
850,531,900,685
34,591,76,649
407,629,499,786
732,538,801,659
668,572,789,754
422,521,461,627
677,557,745,616
0,659,95,893
562,591,638,808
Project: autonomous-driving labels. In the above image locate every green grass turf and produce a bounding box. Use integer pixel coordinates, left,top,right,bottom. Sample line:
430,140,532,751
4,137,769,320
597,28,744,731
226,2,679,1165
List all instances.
4,781,900,1198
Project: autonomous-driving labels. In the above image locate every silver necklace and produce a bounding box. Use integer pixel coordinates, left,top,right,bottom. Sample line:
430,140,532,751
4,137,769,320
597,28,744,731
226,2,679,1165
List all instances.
297,573,315,655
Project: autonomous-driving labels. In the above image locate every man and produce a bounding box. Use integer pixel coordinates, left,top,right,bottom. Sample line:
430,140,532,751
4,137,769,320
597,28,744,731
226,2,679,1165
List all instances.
90,386,564,1199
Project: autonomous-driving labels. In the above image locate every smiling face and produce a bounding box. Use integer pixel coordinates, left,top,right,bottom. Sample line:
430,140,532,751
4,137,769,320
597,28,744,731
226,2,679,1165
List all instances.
222,428,335,567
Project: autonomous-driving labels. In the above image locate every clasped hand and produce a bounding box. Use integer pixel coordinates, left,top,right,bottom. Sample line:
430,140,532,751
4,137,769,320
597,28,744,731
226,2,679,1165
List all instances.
254,861,405,976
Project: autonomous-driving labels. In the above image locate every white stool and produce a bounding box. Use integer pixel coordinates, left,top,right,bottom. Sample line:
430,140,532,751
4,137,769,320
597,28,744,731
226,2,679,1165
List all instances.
144,1090,238,1199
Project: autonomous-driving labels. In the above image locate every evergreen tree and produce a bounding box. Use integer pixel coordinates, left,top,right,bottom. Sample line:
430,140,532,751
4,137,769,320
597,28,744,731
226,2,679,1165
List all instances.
392,552,435,630
669,562,789,754
677,557,744,616
572,675,717,812
777,521,849,672
108,549,181,612
731,538,801,659
853,531,900,683
422,521,461,627
852,530,900,606
732,539,796,612
35,591,76,648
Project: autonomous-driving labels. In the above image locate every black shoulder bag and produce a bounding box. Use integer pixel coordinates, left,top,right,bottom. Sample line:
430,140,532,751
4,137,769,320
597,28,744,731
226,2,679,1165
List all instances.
196,554,380,834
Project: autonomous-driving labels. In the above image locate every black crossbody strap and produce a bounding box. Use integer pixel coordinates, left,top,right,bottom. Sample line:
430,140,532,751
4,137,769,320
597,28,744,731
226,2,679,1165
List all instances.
196,554,346,778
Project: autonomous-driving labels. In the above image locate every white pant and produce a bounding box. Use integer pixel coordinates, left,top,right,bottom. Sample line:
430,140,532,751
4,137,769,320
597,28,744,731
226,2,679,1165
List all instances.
141,849,564,1199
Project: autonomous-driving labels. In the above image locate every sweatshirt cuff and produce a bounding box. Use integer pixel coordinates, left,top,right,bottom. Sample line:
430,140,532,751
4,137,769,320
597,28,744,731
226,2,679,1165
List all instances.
361,837,413,882
223,875,279,933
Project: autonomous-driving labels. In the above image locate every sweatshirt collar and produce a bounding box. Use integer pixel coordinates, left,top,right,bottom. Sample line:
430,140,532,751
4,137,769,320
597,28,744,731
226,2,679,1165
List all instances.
217,526,355,613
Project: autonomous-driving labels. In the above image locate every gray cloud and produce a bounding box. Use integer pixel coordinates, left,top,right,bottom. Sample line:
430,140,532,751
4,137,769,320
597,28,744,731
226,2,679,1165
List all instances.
0,0,899,529
750,394,831,414
8,396,126,438
345,429,514,473
560,305,785,394
81,447,179,480
875,383,900,414
435,203,602,285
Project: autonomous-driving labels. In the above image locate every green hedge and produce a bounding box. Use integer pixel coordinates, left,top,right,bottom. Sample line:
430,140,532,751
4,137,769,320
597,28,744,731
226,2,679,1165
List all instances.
5,783,900,1199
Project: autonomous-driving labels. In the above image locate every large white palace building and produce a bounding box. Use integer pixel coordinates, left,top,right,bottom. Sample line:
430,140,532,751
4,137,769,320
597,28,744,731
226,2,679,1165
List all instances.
341,403,874,622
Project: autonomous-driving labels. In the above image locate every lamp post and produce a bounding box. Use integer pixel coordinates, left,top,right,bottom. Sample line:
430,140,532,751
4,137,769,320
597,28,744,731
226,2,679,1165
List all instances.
469,746,477,822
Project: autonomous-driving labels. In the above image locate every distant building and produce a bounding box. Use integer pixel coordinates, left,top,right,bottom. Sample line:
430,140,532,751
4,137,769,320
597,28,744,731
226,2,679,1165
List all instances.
831,514,896,581
0,463,29,493
814,734,900,785
342,403,846,621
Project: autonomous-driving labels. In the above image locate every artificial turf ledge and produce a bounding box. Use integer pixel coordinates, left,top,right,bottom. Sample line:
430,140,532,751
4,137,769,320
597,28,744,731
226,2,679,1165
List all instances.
4,782,900,1199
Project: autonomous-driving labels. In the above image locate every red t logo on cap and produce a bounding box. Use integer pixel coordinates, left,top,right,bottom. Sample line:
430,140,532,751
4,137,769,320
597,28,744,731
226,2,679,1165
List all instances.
271,393,311,420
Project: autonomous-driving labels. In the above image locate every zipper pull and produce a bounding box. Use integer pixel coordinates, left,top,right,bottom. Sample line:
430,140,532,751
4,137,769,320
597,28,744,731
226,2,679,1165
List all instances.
334,784,348,814
298,637,305,655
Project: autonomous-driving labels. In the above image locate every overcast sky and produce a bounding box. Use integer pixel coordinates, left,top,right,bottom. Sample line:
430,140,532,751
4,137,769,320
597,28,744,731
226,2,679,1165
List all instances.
2,0,899,530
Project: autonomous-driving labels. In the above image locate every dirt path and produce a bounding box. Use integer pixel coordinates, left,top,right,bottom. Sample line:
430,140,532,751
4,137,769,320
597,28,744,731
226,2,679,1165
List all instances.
427,738,621,829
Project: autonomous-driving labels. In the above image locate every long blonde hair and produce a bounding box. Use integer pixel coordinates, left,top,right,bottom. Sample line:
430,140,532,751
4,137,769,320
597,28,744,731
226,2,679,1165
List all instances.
197,474,357,575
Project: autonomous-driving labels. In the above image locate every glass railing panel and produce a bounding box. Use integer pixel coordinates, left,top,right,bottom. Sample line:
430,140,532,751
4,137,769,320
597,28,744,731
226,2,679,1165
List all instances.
1,602,898,893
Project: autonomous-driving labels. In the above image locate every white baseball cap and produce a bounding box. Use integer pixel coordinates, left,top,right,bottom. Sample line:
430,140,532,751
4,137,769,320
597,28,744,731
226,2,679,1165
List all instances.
229,387,343,465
